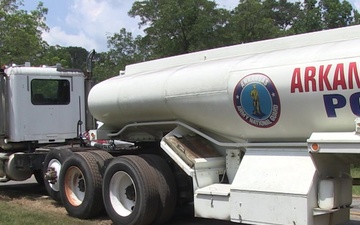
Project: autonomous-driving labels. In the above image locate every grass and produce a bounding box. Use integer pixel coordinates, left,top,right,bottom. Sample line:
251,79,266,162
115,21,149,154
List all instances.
0,189,111,225
0,201,100,225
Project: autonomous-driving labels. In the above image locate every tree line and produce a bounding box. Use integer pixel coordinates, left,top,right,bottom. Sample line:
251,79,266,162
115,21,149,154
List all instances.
1,0,359,82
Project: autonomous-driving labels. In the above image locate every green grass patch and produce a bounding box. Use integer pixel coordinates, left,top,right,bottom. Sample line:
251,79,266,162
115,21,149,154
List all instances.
0,200,99,225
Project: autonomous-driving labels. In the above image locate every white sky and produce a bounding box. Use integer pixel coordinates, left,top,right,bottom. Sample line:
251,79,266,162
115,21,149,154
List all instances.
21,0,238,52
22,0,360,52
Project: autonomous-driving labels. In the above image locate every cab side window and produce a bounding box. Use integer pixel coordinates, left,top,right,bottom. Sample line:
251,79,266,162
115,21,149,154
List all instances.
31,79,70,105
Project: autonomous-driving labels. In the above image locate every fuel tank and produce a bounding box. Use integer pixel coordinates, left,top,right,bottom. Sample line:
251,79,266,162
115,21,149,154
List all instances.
88,25,360,142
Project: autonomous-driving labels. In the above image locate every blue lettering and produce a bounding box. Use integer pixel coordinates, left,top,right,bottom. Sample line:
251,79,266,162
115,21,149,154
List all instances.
323,94,346,117
350,92,360,116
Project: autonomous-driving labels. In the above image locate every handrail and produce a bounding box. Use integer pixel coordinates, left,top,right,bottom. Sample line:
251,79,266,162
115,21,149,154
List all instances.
107,120,307,148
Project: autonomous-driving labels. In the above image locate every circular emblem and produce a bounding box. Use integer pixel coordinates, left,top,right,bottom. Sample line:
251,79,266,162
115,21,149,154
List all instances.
233,73,281,128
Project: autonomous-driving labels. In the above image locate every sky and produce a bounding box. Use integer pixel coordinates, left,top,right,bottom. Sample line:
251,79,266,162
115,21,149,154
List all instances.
22,0,360,53
21,0,239,52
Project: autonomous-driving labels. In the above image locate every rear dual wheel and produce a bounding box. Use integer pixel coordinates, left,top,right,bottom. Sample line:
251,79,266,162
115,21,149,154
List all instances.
102,154,177,225
59,151,112,219
140,154,177,225
103,155,159,225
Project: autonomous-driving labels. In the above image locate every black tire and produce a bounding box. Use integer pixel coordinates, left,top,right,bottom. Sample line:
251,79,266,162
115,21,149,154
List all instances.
60,152,104,219
90,150,113,161
102,155,160,225
140,154,177,225
43,148,73,201
90,150,113,172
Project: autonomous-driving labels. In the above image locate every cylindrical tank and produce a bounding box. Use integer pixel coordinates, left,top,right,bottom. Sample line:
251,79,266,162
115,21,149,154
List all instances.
88,26,360,142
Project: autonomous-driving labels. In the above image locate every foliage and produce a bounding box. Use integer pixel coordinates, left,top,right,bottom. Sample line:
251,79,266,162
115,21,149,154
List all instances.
320,0,355,28
37,45,89,69
38,45,70,67
88,0,359,81
265,0,302,31
108,29,144,69
0,0,48,66
129,0,230,58
90,29,142,82
1,0,360,81
227,0,280,44
66,46,89,70
92,52,120,82
291,0,323,33
0,1,89,69
291,0,359,33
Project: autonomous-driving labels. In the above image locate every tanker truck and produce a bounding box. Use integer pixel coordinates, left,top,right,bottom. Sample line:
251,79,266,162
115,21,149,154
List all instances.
1,25,360,225
87,24,360,225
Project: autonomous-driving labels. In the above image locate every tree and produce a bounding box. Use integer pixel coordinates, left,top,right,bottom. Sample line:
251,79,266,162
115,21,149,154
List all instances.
291,0,359,33
107,28,145,65
0,0,48,66
92,52,118,82
319,0,355,29
38,45,71,67
128,0,230,58
228,0,280,44
66,46,89,70
263,0,302,32
291,0,322,33
94,28,143,80
0,0,19,14
353,10,360,25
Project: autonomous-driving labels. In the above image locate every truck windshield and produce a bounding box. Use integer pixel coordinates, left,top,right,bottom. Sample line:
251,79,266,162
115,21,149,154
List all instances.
31,79,70,105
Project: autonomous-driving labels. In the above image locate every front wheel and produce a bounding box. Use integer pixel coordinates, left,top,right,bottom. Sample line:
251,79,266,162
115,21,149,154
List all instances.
102,155,159,225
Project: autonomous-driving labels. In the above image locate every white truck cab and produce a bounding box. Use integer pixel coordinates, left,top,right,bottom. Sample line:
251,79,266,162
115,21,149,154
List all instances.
1,64,85,145
0,63,86,182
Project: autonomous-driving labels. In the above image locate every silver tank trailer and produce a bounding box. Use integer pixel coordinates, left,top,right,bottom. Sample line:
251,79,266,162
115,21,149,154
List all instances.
88,25,360,142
